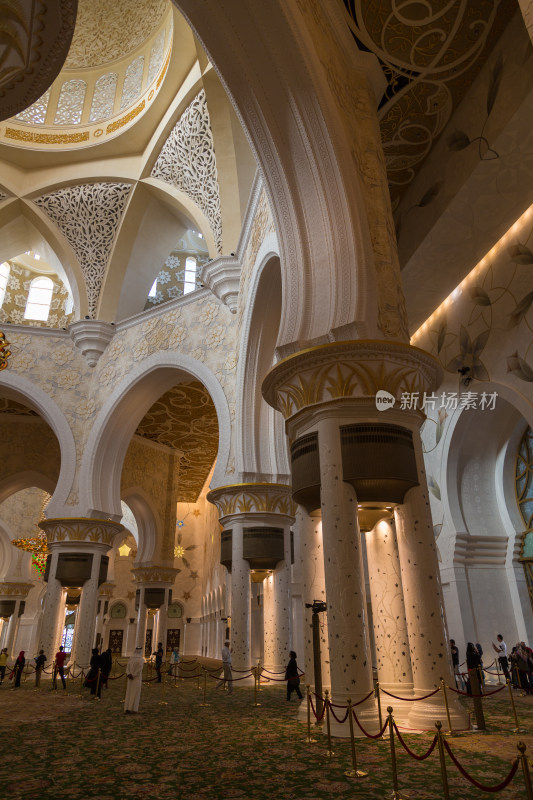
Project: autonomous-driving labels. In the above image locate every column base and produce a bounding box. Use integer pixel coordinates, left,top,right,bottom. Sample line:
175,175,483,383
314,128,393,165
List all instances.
327,691,380,739
406,690,469,732
377,682,414,726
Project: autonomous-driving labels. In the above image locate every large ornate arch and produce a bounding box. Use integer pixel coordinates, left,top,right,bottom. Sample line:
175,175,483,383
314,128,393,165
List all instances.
0,372,77,516
79,351,232,518
172,0,398,354
235,231,289,479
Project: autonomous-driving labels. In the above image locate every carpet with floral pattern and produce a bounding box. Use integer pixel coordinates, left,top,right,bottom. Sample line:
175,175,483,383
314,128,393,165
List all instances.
1,661,532,800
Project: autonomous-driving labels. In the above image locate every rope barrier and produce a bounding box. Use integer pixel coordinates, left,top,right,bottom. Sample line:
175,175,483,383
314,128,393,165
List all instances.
392,722,438,761
352,711,389,740
381,686,441,702
443,739,519,792
309,693,326,722
447,683,507,698
328,703,350,724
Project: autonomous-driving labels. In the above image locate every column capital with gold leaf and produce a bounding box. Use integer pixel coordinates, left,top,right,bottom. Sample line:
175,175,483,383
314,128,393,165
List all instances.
262,339,442,432
206,482,296,527
39,517,124,549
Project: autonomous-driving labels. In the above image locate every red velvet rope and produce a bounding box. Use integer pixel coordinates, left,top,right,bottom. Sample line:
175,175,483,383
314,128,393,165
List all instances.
108,673,126,681
443,740,519,792
328,702,349,724
309,693,326,722
380,686,441,702
447,684,507,698
392,723,438,761
352,712,389,740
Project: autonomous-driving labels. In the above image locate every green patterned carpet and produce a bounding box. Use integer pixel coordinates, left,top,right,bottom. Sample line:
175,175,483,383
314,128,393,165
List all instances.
1,662,532,800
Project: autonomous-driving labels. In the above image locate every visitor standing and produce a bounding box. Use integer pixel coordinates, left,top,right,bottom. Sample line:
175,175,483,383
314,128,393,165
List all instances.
12,651,25,688
124,646,144,713
85,648,102,697
34,650,46,687
492,634,510,682
54,645,67,689
465,642,482,696
167,647,180,677
285,650,303,701
216,640,233,694
0,648,7,684
153,642,164,682
450,639,461,687
100,648,113,691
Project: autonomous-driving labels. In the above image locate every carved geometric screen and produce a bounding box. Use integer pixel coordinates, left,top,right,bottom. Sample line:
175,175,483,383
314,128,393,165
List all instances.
34,183,132,317
151,90,222,253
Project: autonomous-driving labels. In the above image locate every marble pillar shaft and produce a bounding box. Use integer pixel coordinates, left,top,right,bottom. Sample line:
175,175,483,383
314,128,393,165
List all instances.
263,526,292,672
365,519,413,693
71,551,103,667
230,520,251,671
40,551,65,659
298,508,330,692
135,586,148,651
317,417,377,717
394,432,468,728
4,600,21,657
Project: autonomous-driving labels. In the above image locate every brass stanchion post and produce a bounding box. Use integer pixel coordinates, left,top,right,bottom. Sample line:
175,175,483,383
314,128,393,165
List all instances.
518,742,533,800
78,666,84,696
253,666,261,707
344,699,368,779
375,681,383,732
387,707,406,800
306,685,316,743
52,665,57,691
197,666,201,690
435,722,450,800
440,678,453,736
324,689,334,757
507,679,527,733
65,667,69,695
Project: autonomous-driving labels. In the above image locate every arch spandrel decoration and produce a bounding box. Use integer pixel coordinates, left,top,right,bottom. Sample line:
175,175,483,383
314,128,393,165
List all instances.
34,183,132,317
151,90,222,253
516,426,533,611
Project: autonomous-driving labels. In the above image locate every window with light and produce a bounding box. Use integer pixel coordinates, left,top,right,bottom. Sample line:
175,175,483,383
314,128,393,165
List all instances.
0,262,10,308
24,276,54,321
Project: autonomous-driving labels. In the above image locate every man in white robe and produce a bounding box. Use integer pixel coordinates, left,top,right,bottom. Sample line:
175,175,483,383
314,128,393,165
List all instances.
124,647,144,713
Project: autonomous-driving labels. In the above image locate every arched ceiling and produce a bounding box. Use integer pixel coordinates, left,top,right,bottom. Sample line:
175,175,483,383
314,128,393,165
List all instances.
343,0,517,210
65,0,168,69
134,381,218,503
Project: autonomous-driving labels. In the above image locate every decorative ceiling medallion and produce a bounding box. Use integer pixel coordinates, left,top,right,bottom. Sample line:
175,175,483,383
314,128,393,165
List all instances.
343,0,516,208
0,0,78,122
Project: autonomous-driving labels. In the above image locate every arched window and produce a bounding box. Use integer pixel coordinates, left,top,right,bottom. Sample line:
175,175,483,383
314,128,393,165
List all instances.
184,257,197,295
0,262,10,307
24,276,54,321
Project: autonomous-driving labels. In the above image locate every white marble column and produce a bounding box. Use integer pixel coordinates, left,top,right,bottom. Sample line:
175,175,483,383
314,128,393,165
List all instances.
317,417,379,735
263,526,292,674
4,599,21,657
134,586,148,652
40,550,65,659
366,518,414,722
231,520,252,675
71,547,107,668
158,591,169,654
395,433,468,729
298,508,330,692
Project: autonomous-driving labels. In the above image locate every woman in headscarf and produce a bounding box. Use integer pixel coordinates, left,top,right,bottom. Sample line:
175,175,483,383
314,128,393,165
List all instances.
13,651,25,688
510,642,532,694
285,650,303,701
84,648,102,696
465,642,482,696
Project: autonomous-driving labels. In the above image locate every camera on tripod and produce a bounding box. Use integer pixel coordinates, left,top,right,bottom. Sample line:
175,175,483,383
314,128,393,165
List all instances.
305,600,327,613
